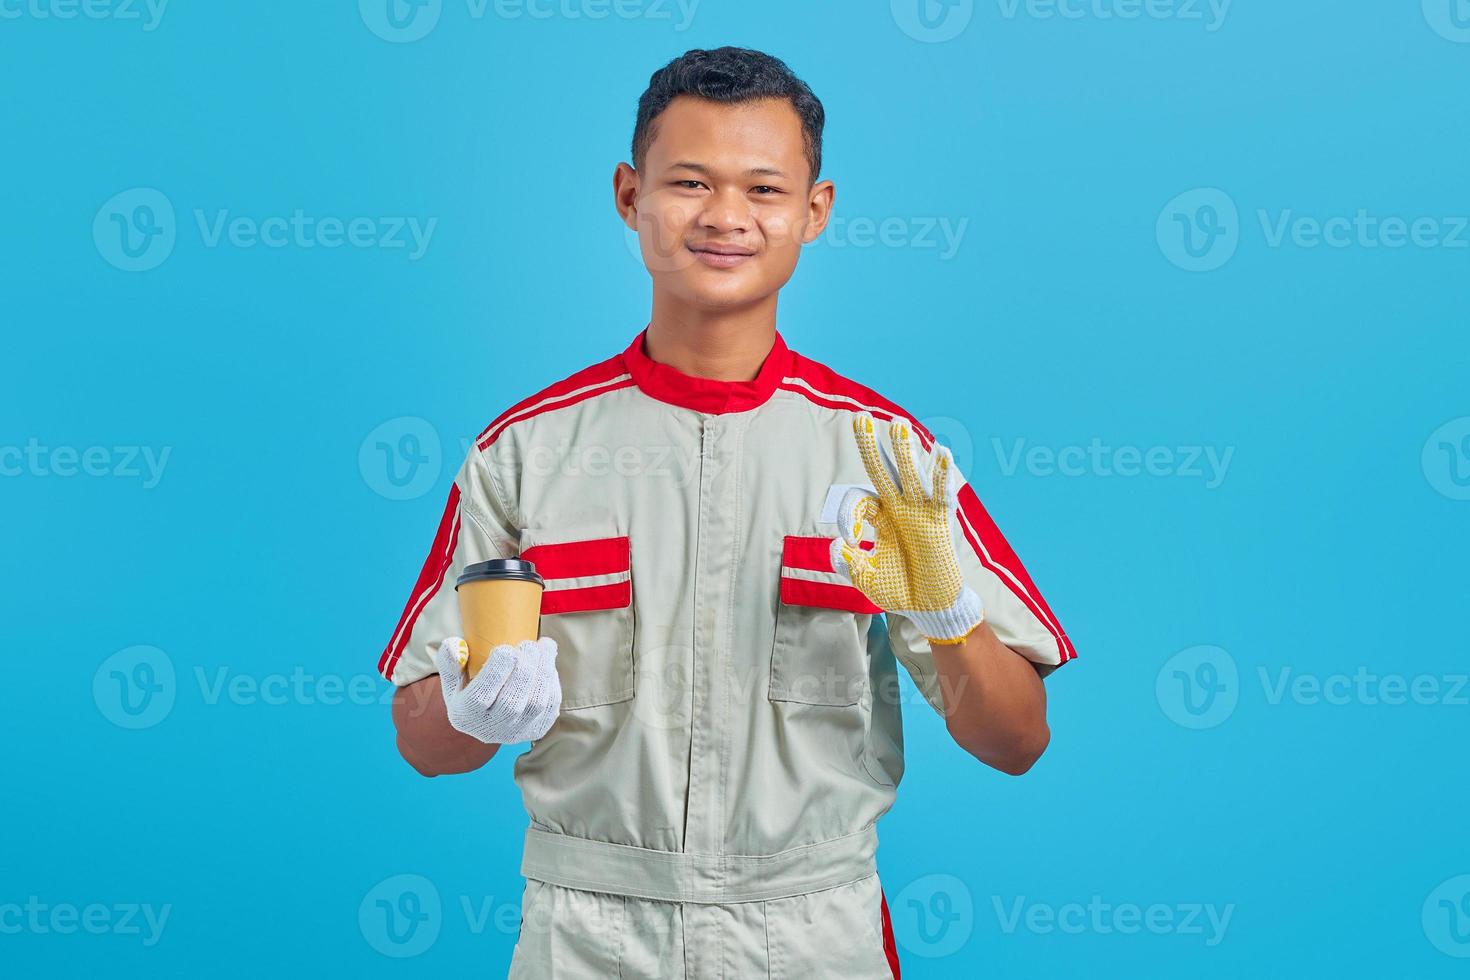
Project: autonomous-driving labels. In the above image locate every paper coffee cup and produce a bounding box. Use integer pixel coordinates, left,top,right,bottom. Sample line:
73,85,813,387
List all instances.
455,558,544,681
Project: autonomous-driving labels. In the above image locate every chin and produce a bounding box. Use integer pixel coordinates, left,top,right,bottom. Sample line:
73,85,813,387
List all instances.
669,272,770,309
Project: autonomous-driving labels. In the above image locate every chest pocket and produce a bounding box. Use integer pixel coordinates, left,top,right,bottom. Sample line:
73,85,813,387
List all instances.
519,526,635,710
769,535,878,706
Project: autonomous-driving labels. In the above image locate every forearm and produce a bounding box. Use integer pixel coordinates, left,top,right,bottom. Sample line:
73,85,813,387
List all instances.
930,622,1049,775
391,675,500,776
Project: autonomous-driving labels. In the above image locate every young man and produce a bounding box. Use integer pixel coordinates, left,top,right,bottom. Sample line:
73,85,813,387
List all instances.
380,47,1074,979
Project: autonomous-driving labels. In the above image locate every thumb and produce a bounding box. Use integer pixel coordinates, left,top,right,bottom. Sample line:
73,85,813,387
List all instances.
830,539,877,595
434,637,468,700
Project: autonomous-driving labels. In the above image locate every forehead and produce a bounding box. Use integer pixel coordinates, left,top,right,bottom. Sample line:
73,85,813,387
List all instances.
645,96,807,176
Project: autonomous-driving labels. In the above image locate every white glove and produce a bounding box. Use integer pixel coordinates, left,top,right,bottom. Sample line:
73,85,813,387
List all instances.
433,636,562,744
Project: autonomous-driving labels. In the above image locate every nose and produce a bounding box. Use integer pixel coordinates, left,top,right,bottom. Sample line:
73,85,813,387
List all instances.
698,186,751,236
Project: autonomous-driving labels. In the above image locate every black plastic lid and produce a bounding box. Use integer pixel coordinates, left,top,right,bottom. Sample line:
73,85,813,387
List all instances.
455,558,544,589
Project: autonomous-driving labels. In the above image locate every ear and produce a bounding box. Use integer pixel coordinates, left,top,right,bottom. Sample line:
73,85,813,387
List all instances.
613,162,640,231
801,179,836,244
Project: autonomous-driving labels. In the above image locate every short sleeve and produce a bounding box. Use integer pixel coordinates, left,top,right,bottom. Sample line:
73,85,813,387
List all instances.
376,447,519,687
887,460,1075,713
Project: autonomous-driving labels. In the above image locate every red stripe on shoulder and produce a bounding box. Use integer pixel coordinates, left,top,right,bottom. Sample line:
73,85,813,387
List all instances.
956,484,1076,663
474,352,630,450
781,351,935,449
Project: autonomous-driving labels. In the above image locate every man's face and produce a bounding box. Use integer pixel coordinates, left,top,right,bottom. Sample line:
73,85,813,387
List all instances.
617,96,834,310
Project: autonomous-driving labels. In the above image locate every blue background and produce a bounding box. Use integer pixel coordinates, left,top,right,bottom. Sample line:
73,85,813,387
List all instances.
4,1,1468,976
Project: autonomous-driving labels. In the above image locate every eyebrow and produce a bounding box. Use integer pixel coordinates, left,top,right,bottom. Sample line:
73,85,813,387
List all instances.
668,161,788,179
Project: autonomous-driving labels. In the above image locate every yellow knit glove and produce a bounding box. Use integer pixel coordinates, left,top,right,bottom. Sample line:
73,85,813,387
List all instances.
830,412,984,644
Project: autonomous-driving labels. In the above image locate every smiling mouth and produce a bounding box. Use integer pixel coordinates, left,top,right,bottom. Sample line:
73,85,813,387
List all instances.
687,245,756,268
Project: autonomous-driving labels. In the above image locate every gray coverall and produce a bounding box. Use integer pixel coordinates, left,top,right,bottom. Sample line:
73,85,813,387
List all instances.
379,327,1075,978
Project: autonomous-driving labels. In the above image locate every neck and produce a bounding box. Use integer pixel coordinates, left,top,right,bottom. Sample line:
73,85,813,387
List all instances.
644,288,779,381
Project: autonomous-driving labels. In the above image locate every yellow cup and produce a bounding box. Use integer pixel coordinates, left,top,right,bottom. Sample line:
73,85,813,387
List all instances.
455,559,544,681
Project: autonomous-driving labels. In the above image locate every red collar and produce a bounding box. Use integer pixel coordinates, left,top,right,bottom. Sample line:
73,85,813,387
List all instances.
620,326,792,414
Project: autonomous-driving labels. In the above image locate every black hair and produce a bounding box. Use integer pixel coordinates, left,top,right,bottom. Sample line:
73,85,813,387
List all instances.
631,46,825,184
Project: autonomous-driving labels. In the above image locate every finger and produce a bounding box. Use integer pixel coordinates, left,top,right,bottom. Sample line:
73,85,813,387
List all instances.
466,641,517,701
852,412,902,502
529,637,559,684
497,654,541,716
836,487,879,546
890,417,926,500
832,540,877,593
928,444,953,506
434,637,467,698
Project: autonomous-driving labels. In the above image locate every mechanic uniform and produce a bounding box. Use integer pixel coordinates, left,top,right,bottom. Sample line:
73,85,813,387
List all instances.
378,326,1076,979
